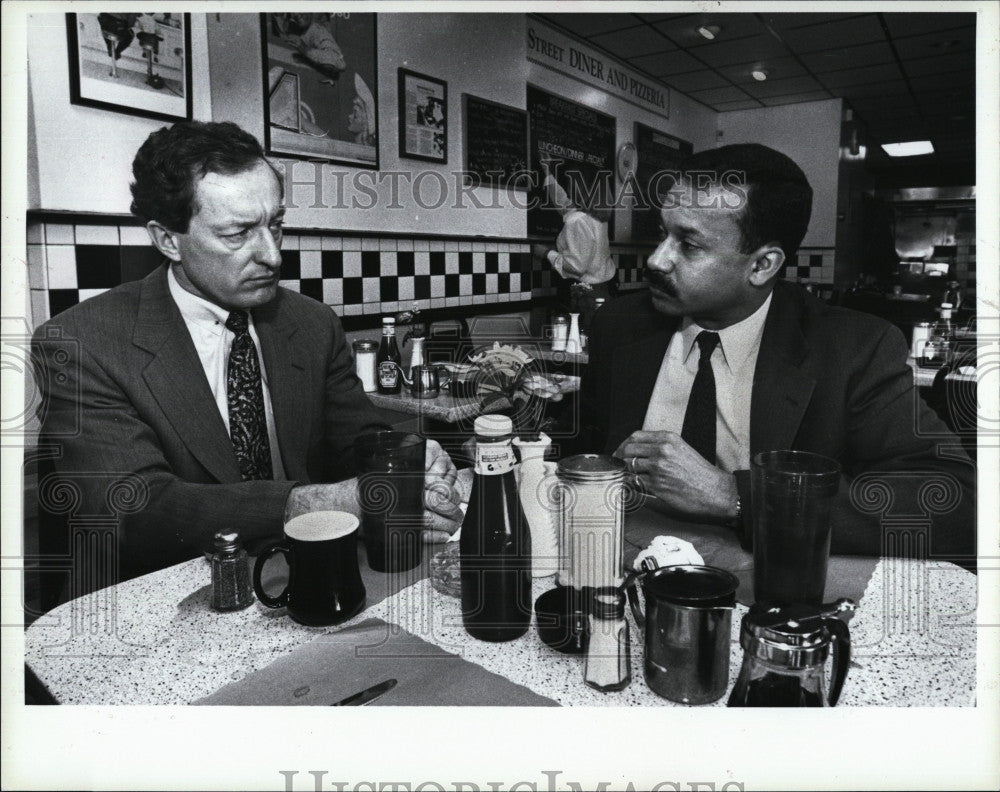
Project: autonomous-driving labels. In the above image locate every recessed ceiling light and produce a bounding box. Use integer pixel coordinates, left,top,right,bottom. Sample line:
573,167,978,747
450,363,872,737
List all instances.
751,68,769,81
698,25,721,40
881,140,935,157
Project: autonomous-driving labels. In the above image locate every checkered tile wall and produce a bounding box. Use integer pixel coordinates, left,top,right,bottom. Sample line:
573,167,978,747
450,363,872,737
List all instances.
27,218,689,328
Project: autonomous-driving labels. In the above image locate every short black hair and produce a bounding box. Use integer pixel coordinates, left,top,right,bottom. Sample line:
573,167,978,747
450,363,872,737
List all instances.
130,121,280,233
676,143,813,261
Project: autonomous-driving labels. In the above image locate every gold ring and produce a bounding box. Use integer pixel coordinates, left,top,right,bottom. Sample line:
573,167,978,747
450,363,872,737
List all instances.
629,456,639,473
632,473,642,490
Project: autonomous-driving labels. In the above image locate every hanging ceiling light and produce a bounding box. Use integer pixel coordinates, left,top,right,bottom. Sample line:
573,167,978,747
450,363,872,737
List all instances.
698,25,721,40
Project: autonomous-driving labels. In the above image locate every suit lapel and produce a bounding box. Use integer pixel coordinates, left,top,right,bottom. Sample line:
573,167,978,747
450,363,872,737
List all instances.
606,305,678,451
133,267,241,482
253,295,311,481
750,284,816,453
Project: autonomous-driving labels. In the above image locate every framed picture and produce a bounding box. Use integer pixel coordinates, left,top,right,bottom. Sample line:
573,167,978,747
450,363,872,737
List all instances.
398,68,447,163
66,13,192,122
261,12,378,168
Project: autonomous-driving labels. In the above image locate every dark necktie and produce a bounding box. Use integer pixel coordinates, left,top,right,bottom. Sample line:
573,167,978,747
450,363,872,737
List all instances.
681,331,721,465
225,310,273,481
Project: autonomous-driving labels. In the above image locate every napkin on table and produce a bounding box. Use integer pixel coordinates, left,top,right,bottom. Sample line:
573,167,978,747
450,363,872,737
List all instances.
633,535,704,570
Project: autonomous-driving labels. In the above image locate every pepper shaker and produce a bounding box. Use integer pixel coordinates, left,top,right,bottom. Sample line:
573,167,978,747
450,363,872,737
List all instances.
211,531,255,611
584,586,631,692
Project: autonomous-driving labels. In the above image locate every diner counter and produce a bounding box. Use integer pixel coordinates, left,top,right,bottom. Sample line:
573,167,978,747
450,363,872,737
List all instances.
24,508,977,707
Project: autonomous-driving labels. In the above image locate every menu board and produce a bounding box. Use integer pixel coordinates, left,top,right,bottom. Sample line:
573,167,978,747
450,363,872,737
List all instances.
462,94,529,191
527,85,616,239
632,122,693,242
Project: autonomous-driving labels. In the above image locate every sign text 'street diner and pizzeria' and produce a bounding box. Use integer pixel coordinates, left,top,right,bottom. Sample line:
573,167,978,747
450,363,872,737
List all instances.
527,20,670,119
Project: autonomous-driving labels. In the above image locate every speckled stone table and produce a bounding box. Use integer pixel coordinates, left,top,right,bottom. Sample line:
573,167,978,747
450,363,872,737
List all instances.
24,511,976,706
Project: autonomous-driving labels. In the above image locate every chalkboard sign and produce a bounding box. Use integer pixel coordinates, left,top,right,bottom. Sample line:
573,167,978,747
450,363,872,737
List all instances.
462,94,528,191
527,85,616,240
632,122,693,242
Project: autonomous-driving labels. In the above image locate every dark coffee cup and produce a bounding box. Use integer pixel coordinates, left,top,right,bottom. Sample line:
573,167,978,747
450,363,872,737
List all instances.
252,511,366,627
534,585,589,654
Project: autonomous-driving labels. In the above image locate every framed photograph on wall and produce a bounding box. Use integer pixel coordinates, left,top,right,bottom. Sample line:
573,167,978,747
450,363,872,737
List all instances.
261,12,378,168
66,13,193,122
398,68,447,163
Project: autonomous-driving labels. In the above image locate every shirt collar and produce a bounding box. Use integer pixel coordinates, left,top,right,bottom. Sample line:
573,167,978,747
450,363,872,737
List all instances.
167,265,235,337
679,291,774,371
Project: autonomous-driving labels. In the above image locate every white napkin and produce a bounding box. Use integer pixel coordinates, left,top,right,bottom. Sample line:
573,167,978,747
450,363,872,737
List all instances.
633,535,704,570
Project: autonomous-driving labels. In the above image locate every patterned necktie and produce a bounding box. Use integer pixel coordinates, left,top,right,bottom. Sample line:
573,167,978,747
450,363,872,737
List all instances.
681,331,721,465
225,310,273,481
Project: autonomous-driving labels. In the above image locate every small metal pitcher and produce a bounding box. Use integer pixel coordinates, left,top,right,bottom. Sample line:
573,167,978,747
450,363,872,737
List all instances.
625,560,738,705
393,363,442,399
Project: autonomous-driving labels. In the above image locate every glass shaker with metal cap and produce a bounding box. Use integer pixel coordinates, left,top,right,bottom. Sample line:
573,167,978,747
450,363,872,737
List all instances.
210,531,255,611
555,454,627,591
728,598,856,707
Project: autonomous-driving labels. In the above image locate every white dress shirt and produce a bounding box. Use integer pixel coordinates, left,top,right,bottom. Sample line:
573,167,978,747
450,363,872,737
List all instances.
167,266,286,479
642,293,773,473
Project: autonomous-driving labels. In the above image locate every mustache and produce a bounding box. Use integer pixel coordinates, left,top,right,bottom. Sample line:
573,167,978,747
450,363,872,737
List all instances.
644,269,678,297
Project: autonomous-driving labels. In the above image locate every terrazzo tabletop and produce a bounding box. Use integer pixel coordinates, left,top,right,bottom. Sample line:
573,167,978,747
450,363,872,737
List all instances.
24,510,977,707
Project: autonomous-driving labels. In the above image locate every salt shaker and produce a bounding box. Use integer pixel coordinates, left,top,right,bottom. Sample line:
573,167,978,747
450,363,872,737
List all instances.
551,314,569,352
584,587,631,692
211,531,255,611
352,340,378,393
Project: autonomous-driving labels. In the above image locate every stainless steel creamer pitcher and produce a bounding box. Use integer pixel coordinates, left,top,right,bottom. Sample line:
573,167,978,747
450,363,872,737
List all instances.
728,598,856,707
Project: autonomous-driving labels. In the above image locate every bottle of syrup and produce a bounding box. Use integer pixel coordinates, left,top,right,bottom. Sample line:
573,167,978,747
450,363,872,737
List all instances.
376,317,402,394
460,414,532,642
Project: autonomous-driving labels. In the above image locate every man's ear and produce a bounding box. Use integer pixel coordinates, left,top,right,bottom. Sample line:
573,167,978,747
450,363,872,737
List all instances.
748,245,785,286
146,221,182,262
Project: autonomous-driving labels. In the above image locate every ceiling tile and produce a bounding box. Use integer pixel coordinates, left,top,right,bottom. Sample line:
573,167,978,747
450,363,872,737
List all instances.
776,15,886,54
537,13,642,38
761,13,868,32
663,70,732,93
760,91,837,107
800,41,896,73
635,13,694,25
831,79,910,100
587,24,676,58
818,63,904,89
901,51,975,77
909,70,976,94
742,75,825,98
717,56,808,84
893,27,976,61
881,12,976,40
849,95,920,118
714,99,766,111
651,13,769,47
686,34,790,68
688,85,756,105
629,48,707,77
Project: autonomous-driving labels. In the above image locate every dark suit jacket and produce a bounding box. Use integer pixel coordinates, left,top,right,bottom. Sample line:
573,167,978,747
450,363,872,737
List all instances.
581,282,976,565
32,265,388,602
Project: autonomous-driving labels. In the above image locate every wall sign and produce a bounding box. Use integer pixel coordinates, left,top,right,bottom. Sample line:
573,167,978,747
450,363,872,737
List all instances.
462,94,529,191
631,122,693,243
527,85,616,239
526,19,669,120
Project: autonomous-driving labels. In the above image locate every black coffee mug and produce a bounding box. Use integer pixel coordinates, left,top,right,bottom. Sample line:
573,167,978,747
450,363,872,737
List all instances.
253,511,366,627
534,585,589,654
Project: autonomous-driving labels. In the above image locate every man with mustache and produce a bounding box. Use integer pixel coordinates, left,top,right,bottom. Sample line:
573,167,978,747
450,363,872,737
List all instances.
31,121,465,608
581,143,974,565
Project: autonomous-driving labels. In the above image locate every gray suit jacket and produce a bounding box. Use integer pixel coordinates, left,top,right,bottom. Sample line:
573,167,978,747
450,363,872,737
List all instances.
581,282,976,565
32,265,388,599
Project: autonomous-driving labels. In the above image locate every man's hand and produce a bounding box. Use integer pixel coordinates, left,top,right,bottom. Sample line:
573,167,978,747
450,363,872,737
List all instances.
531,243,550,262
422,440,469,543
614,430,738,522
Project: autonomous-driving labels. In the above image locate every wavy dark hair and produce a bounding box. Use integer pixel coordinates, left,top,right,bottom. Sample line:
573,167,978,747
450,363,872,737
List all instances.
130,121,281,233
676,143,813,262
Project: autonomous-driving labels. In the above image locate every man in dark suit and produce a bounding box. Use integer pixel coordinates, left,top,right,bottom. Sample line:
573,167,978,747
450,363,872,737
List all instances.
32,121,464,607
583,144,975,565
